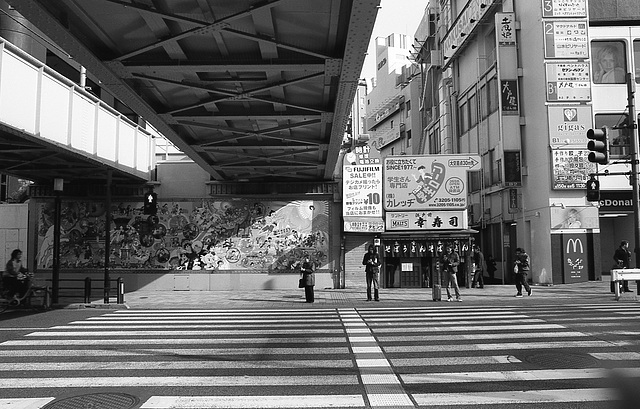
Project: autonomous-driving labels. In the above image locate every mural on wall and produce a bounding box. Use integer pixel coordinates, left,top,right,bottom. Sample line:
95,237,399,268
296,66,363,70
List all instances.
36,199,330,272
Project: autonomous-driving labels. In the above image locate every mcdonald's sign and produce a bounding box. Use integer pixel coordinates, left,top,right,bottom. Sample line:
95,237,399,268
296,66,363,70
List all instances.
563,234,587,282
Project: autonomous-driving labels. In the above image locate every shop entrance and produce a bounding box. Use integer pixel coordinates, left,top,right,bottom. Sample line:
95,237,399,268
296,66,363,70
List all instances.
384,257,431,288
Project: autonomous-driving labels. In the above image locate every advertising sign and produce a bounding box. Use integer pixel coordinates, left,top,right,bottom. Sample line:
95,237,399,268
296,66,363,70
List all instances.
545,62,591,102
342,140,383,232
501,80,519,114
547,105,592,147
383,155,481,211
385,210,469,231
504,151,522,186
551,149,595,189
562,233,588,282
370,128,401,149
550,206,599,230
344,218,384,233
496,13,516,45
541,0,587,18
543,21,589,59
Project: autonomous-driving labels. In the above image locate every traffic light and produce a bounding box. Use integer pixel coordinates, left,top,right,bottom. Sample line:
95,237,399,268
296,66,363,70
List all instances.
586,127,609,165
143,191,157,215
586,178,600,202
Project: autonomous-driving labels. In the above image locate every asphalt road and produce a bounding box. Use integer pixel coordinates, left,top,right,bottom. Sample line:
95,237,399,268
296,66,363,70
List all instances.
1,299,639,408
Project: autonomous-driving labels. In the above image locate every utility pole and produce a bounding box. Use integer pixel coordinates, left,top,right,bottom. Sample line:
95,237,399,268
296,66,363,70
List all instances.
626,73,640,270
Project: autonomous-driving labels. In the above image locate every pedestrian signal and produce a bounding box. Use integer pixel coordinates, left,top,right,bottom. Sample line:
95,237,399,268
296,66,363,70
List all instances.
143,192,157,215
586,178,600,202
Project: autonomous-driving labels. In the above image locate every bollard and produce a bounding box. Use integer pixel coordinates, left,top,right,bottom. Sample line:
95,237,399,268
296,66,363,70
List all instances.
117,277,125,304
84,277,92,304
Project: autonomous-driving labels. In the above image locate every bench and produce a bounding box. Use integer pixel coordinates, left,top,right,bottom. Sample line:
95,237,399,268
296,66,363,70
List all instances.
611,269,640,300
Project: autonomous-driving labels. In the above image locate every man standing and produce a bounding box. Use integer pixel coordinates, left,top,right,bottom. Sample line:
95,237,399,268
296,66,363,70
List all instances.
613,240,632,292
300,253,315,303
362,245,381,301
514,247,532,298
471,245,485,288
442,245,462,302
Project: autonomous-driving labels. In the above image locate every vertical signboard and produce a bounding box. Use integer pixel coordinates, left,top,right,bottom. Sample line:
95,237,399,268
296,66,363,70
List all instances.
562,233,588,282
342,140,384,232
496,13,516,45
504,151,522,187
501,80,519,114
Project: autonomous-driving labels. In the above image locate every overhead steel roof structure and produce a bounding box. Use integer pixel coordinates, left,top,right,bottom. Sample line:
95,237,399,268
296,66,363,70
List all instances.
6,0,379,184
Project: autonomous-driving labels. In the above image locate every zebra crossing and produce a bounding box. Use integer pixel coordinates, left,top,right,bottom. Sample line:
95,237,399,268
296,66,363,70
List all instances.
1,303,640,408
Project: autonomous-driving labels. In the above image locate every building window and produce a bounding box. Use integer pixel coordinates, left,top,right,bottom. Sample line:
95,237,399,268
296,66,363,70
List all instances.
591,41,627,84
488,77,499,113
459,101,469,133
406,130,412,148
479,84,488,119
468,170,481,193
390,120,394,128
595,113,634,158
391,147,395,155
406,100,411,118
469,93,478,128
493,159,502,184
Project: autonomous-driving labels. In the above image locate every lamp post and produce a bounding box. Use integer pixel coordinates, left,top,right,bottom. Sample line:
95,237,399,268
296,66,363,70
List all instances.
52,178,63,304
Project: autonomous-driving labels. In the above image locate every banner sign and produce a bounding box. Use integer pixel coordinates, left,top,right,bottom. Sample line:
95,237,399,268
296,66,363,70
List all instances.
383,155,481,211
385,210,469,231
343,218,384,233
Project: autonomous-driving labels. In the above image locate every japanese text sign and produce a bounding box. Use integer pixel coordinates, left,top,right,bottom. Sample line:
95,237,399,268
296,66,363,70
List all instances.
551,149,595,189
386,210,469,231
383,155,480,211
541,0,587,18
343,143,382,218
543,21,588,59
545,62,591,102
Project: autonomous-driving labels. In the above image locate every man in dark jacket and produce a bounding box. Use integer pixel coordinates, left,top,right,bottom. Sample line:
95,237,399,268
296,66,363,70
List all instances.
443,246,462,302
362,245,381,301
471,245,485,288
613,240,632,292
514,247,532,297
300,253,315,303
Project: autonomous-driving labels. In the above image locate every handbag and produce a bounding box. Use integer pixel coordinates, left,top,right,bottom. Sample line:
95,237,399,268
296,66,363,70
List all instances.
298,278,305,288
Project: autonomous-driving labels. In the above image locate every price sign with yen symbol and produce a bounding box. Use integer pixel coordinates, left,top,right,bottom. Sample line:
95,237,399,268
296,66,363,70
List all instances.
586,178,600,202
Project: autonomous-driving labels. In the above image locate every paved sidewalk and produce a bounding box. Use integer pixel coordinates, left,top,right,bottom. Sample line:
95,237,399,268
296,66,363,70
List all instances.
74,278,640,310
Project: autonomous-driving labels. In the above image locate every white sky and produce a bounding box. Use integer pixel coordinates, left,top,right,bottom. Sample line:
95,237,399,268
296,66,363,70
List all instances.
360,0,428,84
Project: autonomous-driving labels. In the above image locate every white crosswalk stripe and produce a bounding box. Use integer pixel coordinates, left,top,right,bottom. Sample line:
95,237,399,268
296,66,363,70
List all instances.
1,304,640,407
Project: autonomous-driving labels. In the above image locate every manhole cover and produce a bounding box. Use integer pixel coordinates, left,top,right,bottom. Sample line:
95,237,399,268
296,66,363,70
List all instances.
524,351,598,369
43,393,139,409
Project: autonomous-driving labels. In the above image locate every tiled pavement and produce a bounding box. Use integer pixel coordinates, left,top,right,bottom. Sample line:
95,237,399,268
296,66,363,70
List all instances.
74,277,640,310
